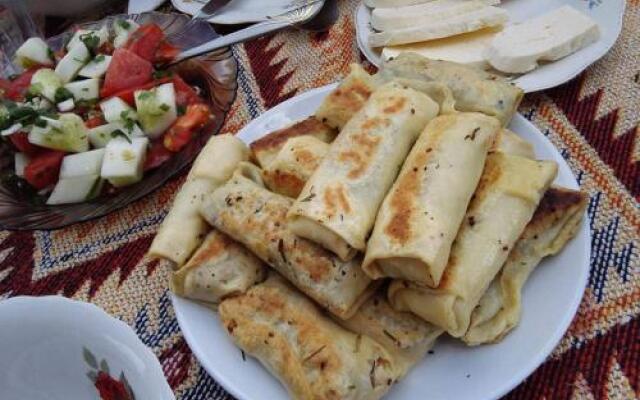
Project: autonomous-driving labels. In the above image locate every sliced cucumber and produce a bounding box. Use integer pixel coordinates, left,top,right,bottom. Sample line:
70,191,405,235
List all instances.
135,83,177,139
59,149,105,178
113,19,139,48
100,136,149,187
15,37,54,68
100,97,137,123
46,174,103,205
1,123,22,136
64,78,100,101
27,113,89,153
14,153,29,177
30,68,63,102
66,26,109,51
78,54,112,79
57,98,75,112
88,121,144,148
55,42,90,83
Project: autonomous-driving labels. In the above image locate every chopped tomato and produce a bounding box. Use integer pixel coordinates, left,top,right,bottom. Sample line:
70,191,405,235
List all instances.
125,23,164,62
144,140,173,171
24,150,65,190
172,75,202,106
164,104,212,152
85,115,105,128
106,76,173,105
100,48,153,98
6,67,41,101
155,40,180,63
9,132,41,156
0,78,11,98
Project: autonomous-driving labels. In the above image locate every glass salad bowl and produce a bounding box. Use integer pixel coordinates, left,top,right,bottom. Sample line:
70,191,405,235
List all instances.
0,12,237,230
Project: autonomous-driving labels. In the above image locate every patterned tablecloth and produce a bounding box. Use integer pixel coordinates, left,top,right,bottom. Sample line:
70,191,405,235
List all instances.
2,1,639,399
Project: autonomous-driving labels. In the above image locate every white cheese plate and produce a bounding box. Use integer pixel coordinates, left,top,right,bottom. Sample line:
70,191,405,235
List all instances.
355,0,625,92
172,83,591,400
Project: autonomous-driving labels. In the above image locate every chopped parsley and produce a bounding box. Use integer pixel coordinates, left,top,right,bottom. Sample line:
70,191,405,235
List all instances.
54,87,74,104
152,70,173,80
159,103,170,112
177,105,186,116
120,110,136,132
137,91,153,101
34,118,48,128
47,47,55,61
80,33,100,54
117,20,131,30
110,129,132,143
93,54,106,63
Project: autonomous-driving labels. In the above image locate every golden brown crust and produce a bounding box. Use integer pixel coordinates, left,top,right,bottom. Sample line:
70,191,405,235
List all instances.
250,117,336,168
219,275,400,400
315,64,378,130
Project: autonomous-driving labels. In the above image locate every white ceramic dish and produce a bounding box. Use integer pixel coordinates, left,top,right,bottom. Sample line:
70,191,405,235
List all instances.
355,0,625,92
173,83,591,400
171,0,324,24
0,296,174,400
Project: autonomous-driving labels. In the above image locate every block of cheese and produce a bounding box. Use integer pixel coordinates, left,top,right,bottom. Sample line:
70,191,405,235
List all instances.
369,6,508,47
485,5,600,73
371,0,500,32
382,27,501,69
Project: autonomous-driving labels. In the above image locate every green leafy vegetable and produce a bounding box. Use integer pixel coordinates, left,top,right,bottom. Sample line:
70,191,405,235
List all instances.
110,129,132,143
159,103,170,112
117,20,131,30
152,70,173,80
54,87,74,104
80,33,100,54
93,54,106,63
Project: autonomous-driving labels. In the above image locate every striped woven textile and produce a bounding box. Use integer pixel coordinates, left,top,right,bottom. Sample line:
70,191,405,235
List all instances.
2,1,638,399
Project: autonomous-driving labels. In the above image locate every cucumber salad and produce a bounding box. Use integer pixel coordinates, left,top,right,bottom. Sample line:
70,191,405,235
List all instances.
0,20,212,205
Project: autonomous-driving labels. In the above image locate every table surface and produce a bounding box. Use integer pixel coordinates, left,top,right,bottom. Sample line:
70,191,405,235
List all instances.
3,1,639,399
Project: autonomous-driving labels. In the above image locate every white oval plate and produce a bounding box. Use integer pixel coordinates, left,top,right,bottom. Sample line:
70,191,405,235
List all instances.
0,296,174,400
355,0,625,92
171,0,324,25
173,84,591,400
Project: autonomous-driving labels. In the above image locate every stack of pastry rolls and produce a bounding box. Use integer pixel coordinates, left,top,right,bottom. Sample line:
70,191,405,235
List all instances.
150,56,586,400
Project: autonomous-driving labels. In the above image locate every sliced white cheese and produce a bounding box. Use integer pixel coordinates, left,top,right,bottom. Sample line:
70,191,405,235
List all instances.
66,26,109,51
64,79,100,101
382,26,501,69
113,19,140,48
15,37,54,68
15,153,29,177
135,83,177,139
46,174,102,205
30,68,63,102
55,42,90,83
27,113,89,153
369,6,508,47
100,97,137,123
100,136,149,187
57,98,75,112
78,55,112,79
485,5,600,74
59,149,105,178
1,123,23,136
371,0,500,32
88,122,144,148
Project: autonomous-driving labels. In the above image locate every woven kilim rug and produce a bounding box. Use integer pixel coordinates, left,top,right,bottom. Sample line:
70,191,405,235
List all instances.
2,1,639,399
